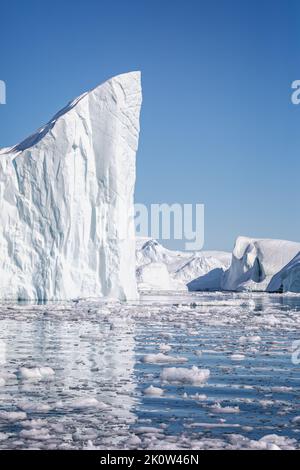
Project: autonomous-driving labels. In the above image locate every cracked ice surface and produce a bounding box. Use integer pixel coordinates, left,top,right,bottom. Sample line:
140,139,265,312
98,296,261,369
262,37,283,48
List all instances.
0,72,142,301
0,292,300,449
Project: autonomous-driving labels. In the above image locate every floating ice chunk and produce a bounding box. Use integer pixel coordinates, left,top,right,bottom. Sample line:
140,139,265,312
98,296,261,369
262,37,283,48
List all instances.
126,435,142,447
230,354,245,361
19,428,52,441
143,385,164,396
259,400,275,408
271,386,292,393
292,416,300,425
191,393,207,401
187,422,241,429
258,434,297,450
18,402,52,413
160,366,210,385
142,353,187,364
238,335,261,343
18,367,55,380
159,344,172,352
210,403,240,414
134,427,164,435
0,339,6,365
0,411,27,422
265,443,281,450
21,419,46,429
61,398,108,410
0,377,5,387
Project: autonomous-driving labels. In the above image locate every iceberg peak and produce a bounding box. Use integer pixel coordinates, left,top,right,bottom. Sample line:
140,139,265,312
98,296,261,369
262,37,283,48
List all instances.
0,71,142,300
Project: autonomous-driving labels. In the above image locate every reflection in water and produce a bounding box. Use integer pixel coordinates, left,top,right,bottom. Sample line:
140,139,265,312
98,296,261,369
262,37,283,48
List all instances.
0,292,300,449
0,307,138,449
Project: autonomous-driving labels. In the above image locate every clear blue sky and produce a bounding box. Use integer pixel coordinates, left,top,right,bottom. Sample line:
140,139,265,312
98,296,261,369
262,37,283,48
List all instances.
0,0,299,251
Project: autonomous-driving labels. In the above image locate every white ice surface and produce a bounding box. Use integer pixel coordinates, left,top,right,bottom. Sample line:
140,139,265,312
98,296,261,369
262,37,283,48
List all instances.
0,72,142,301
160,366,210,385
136,238,231,292
222,236,300,292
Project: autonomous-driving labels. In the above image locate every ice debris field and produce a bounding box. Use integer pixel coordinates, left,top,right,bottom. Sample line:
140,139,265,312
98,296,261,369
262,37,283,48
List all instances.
0,292,300,450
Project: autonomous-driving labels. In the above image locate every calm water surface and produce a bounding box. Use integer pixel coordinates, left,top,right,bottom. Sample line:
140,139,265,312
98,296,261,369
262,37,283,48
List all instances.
0,292,299,449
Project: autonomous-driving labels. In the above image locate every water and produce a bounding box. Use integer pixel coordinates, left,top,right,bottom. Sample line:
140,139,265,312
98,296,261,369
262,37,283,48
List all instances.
0,292,300,450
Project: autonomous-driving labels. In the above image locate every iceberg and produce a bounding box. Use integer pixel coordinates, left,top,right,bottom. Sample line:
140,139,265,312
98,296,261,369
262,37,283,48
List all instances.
267,252,300,293
136,238,231,291
222,236,300,292
0,71,142,300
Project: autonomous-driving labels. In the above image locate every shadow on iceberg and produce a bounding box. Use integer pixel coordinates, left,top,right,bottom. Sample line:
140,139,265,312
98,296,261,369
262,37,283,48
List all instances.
267,252,300,293
187,268,225,292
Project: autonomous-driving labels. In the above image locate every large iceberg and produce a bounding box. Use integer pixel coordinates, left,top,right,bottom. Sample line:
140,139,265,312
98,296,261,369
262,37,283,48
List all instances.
222,236,300,292
136,238,231,291
267,252,300,293
0,71,142,300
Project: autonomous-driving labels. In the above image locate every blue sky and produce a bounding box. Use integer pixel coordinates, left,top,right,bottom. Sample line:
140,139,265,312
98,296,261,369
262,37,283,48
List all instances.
0,0,299,251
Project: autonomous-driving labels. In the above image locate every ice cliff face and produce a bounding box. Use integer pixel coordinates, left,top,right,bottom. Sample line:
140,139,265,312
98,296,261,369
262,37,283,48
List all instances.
0,71,142,300
267,252,300,293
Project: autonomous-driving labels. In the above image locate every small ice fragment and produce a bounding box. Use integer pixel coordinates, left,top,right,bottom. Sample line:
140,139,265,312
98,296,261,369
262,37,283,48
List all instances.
18,367,55,380
160,366,210,385
159,344,171,352
65,398,108,410
230,354,245,361
141,353,187,364
0,411,27,422
210,403,240,414
143,385,164,396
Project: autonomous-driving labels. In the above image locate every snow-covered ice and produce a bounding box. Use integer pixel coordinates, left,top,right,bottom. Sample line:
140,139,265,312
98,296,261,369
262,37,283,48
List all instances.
160,366,210,385
143,385,164,396
222,236,300,293
0,72,142,301
142,236,300,295
136,238,231,291
141,353,188,364
18,367,55,380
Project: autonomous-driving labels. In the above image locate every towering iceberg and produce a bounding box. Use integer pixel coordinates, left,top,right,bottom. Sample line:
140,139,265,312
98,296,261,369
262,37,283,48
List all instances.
0,71,142,300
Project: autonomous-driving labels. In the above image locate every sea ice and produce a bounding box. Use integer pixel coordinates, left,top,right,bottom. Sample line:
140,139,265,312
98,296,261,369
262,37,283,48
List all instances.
0,411,27,422
141,353,188,364
160,366,210,385
18,367,55,380
143,385,164,396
